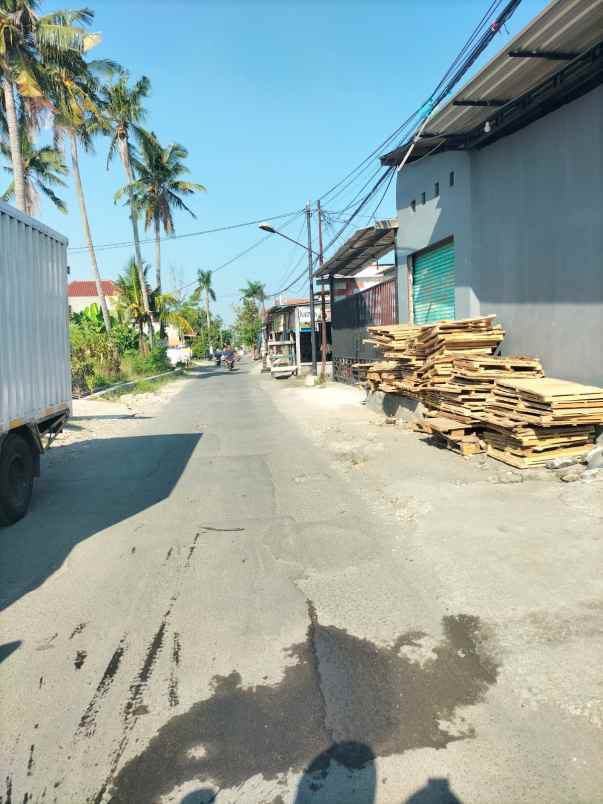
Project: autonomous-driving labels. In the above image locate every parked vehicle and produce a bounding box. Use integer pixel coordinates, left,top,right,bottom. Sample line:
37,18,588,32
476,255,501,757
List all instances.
0,202,71,525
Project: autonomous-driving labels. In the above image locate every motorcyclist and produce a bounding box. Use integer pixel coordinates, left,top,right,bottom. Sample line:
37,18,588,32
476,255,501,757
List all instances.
222,344,235,368
214,347,222,367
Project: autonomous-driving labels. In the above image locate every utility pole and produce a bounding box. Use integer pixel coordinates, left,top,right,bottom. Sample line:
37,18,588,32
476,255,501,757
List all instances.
317,200,327,379
306,201,317,375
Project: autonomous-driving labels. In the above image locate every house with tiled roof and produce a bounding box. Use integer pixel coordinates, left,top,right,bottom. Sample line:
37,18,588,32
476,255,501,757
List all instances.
68,280,117,315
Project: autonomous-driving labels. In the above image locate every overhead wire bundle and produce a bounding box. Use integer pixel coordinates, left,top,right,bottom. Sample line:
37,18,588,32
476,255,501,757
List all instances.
315,0,524,261
67,0,524,300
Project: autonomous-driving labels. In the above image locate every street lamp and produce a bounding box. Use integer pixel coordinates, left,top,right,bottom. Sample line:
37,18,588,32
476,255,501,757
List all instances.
259,203,319,376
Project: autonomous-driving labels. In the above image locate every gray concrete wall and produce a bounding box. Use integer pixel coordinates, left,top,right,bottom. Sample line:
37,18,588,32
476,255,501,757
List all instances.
395,150,479,323
471,86,603,385
395,86,603,385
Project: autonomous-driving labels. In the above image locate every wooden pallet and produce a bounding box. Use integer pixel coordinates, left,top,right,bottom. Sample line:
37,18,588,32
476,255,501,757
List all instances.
486,443,592,469
415,416,485,456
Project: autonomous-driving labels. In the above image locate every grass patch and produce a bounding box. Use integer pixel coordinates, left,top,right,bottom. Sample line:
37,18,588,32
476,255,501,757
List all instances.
104,370,184,400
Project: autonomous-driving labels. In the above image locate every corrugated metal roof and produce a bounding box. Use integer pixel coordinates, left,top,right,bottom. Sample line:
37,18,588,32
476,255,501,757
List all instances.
315,220,398,278
382,0,603,165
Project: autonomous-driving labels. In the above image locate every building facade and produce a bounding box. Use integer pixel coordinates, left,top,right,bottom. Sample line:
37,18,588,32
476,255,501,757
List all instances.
68,280,117,315
383,2,603,384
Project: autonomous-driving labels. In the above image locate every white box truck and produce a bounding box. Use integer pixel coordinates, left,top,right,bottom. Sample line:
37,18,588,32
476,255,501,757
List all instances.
0,202,71,525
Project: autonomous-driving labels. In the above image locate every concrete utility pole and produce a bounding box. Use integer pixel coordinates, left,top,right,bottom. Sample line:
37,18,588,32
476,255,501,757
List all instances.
317,200,327,379
306,201,317,376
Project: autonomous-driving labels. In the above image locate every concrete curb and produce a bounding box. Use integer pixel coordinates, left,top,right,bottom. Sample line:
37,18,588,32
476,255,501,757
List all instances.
86,369,182,400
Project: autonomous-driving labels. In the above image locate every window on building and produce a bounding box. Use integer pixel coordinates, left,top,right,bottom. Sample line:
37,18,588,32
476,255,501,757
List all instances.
449,170,455,187
421,192,426,205
411,199,416,212
434,181,439,197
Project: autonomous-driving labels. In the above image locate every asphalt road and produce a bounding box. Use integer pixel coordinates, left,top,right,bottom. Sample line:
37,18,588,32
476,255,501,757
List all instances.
1,362,601,804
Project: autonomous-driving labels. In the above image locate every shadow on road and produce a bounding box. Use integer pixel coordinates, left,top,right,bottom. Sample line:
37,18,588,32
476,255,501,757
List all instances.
0,432,201,612
179,746,462,804
0,640,22,664
184,361,251,381
293,742,376,803
404,778,463,803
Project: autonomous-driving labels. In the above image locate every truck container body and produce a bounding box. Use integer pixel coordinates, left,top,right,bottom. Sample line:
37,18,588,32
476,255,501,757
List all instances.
0,201,71,434
0,202,71,524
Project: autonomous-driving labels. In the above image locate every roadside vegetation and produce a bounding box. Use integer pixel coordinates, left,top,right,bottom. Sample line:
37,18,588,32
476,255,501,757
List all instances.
102,370,184,401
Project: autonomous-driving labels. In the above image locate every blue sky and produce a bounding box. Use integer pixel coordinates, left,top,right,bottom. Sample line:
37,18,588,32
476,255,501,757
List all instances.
30,0,548,324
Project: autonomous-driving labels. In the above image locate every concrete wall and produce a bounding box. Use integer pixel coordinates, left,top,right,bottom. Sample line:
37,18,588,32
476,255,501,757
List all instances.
69,295,117,314
395,86,603,385
396,151,478,323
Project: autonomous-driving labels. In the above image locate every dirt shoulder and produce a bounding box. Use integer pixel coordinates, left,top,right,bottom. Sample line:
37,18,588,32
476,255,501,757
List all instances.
263,374,603,735
58,373,192,447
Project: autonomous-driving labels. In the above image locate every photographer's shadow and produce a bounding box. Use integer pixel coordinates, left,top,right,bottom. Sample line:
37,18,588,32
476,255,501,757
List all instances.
293,741,376,804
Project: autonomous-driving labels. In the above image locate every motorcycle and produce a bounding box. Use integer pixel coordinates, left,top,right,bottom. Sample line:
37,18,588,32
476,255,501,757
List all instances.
215,354,222,367
225,355,235,371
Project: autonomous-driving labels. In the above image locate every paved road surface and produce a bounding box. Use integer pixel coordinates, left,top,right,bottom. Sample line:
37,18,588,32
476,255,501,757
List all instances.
1,362,601,803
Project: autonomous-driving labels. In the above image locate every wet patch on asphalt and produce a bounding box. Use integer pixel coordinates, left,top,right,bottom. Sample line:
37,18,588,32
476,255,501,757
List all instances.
105,606,499,803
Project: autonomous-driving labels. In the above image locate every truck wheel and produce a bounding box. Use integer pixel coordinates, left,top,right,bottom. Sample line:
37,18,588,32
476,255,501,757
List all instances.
0,433,35,526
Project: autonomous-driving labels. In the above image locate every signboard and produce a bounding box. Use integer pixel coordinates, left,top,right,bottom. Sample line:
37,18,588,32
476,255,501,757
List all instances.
298,303,331,324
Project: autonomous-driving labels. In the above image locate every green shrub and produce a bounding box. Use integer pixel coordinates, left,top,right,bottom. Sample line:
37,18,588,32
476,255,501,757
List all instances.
70,321,121,395
120,344,171,379
144,344,171,373
110,322,139,355
191,336,207,360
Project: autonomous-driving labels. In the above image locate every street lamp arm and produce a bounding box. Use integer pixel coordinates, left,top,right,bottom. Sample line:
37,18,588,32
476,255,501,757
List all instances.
259,224,321,258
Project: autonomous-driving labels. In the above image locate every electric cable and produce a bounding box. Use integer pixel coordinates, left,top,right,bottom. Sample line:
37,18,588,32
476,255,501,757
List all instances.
67,208,305,253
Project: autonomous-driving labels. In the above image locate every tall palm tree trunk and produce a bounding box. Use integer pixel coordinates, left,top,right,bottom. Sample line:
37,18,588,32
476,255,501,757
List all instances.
154,216,161,293
69,133,112,333
2,78,26,213
205,291,211,349
154,216,166,339
118,134,154,343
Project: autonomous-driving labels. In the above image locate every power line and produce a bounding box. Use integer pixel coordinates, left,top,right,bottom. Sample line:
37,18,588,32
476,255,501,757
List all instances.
318,0,523,259
67,208,304,253
165,209,306,298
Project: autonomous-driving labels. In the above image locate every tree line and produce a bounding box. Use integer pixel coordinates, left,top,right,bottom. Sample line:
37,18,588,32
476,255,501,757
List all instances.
2,1,271,366
1,0,204,338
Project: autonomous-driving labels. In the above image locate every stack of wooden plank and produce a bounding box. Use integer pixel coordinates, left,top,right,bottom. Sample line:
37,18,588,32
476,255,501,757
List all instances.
364,324,423,395
365,324,421,352
351,363,373,384
418,316,505,419
415,416,485,456
366,361,405,393
481,377,603,467
421,354,544,424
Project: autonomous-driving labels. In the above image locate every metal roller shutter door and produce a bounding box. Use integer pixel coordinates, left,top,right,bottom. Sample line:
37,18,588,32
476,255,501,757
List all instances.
413,240,455,324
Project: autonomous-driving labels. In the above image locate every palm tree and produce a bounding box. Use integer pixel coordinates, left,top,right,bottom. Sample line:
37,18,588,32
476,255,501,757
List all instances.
116,129,205,294
115,257,152,352
240,280,267,315
1,117,68,214
49,54,113,332
0,1,96,212
101,69,153,329
194,269,216,347
151,291,194,340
